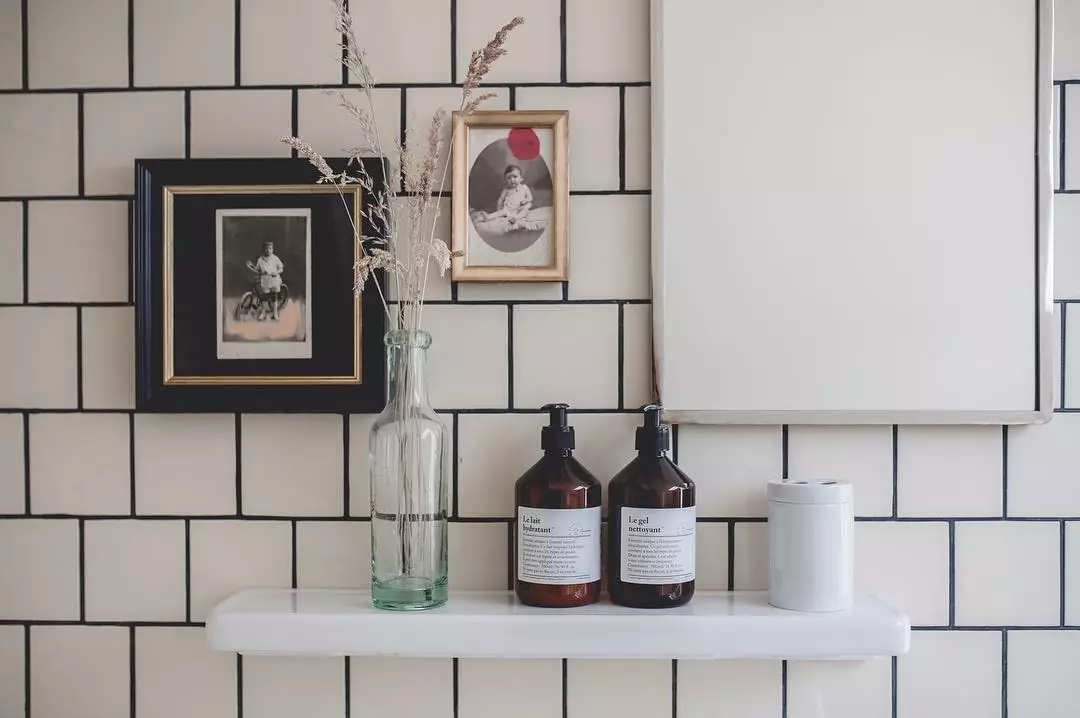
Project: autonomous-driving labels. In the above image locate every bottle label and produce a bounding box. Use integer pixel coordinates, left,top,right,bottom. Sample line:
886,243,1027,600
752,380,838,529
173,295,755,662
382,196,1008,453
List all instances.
619,506,696,584
517,506,601,585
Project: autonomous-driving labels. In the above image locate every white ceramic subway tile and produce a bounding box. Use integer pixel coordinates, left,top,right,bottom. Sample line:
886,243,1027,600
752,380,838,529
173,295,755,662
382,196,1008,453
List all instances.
348,414,375,517
241,414,344,516
28,200,128,303
136,627,236,718
423,304,509,409
82,307,136,409
31,626,129,718
1008,631,1080,717
677,425,783,517
732,521,768,590
517,87,621,191
297,87,402,172
189,520,292,620
0,520,78,619
955,520,1060,626
623,87,651,190
1058,0,1080,78
84,520,186,621
30,413,130,514
458,412,544,517
0,95,78,196
787,425,894,517
449,521,508,590
134,0,235,86
566,0,650,81
856,522,949,627
1008,414,1080,516
243,656,344,718
458,658,562,718
28,0,127,88
695,521,729,590
566,660,671,718
0,626,23,718
677,660,781,718
0,414,23,514
456,282,563,301
241,0,339,85
896,426,1003,517
350,657,453,718
1067,523,1080,624
0,307,77,409
787,659,892,718
346,0,450,83
456,0,560,82
296,520,369,589
135,414,237,515
1066,306,1080,408
568,195,650,300
513,305,619,409
404,87,509,191
622,303,654,409
85,92,185,194
0,0,20,89
1067,86,1080,191
898,631,1001,718
190,90,292,158
0,202,23,303
386,196,452,301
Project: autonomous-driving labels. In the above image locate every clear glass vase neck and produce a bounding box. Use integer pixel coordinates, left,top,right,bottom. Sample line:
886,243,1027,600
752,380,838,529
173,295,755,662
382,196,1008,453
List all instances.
385,329,432,409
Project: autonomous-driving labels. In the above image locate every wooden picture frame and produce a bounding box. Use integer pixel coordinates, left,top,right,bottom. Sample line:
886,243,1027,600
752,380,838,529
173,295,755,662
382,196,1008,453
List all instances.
451,110,569,282
134,158,387,412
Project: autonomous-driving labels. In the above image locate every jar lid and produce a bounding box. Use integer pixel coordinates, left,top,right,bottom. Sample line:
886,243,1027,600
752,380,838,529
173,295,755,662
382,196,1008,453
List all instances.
767,479,853,505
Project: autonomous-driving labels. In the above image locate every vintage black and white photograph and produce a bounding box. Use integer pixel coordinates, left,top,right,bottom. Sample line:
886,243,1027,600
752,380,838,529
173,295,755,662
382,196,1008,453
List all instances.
452,111,568,281
216,208,313,360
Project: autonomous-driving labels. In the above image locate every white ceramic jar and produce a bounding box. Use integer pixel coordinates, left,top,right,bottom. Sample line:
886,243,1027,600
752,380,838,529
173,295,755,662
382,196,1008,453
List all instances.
767,479,853,612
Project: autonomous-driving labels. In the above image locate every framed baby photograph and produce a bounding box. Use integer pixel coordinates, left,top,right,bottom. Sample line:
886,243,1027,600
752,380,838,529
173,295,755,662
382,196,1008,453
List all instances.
134,158,386,412
451,110,569,282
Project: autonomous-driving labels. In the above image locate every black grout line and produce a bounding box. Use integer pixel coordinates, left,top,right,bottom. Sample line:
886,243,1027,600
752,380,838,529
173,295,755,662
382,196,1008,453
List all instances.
1,302,135,309
617,303,625,410
23,625,30,718
234,414,243,515
20,0,28,90
78,518,86,621
451,413,460,518
1061,520,1067,627
0,81,652,95
508,85,516,110
1061,303,1068,410
22,413,30,514
1033,0,1042,415
183,519,191,623
290,88,299,156
618,86,627,191
506,306,514,409
76,94,85,197
21,199,28,304
236,655,243,718
126,0,134,88
780,661,788,718
342,414,351,518
448,0,457,85
780,425,789,479
233,0,241,87
183,90,191,159
726,521,736,590
1001,426,1009,518
3,513,1070,523
1001,630,1009,718
128,625,136,718
0,189,649,204
558,0,568,84
399,88,408,193
344,656,351,718
1061,84,1068,192
0,619,209,627
891,656,898,718
290,520,298,589
340,0,350,87
561,658,568,718
129,413,136,516
948,520,956,627
891,425,899,518
671,659,678,718
452,657,459,718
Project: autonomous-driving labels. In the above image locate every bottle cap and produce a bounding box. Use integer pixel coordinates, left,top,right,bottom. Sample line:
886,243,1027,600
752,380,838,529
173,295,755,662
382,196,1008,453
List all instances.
635,403,671,452
540,403,575,451
767,479,853,505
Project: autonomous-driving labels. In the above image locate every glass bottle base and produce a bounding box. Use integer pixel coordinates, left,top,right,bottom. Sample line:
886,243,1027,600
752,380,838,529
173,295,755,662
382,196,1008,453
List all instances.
372,576,448,611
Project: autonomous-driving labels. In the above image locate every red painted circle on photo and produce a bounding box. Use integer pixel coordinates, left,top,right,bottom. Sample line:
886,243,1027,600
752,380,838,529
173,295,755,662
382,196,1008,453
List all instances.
507,127,541,160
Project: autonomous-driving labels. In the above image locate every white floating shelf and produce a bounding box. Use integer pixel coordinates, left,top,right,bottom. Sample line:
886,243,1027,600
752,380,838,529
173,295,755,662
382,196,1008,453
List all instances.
207,589,910,660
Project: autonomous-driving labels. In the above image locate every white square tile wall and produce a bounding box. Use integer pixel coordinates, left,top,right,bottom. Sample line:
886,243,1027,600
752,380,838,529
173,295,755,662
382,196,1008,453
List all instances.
1,0,1079,715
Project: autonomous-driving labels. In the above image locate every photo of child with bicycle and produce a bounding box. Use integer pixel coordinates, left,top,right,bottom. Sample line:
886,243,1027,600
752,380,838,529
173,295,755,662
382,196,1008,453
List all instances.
216,208,313,360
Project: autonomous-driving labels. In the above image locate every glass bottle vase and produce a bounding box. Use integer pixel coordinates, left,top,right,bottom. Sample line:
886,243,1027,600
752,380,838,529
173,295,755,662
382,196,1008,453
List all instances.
369,329,448,610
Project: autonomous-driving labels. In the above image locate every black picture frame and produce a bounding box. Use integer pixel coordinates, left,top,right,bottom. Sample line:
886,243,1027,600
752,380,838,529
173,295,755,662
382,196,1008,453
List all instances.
134,158,386,412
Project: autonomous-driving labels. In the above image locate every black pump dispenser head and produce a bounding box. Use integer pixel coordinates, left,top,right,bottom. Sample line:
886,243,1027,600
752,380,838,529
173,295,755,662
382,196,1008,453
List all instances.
541,403,575,452
635,403,671,453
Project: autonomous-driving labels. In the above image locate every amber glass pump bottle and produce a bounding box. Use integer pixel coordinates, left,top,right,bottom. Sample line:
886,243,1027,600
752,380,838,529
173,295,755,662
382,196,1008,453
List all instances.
608,404,696,608
514,403,602,607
